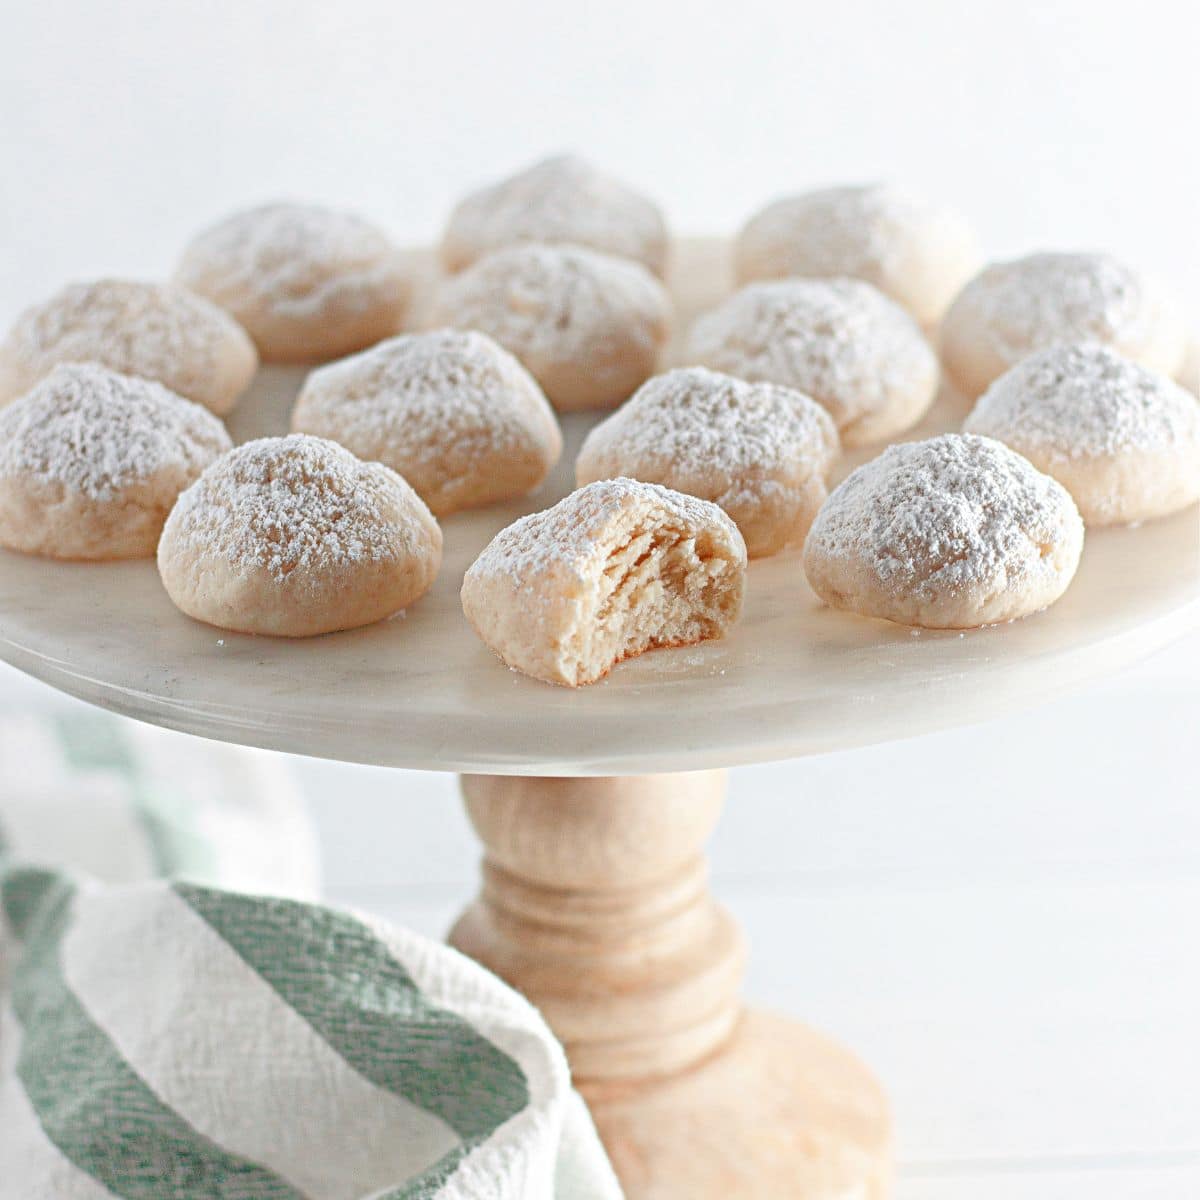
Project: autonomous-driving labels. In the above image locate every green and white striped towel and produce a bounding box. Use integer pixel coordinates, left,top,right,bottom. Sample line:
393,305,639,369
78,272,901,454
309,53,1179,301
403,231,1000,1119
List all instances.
0,711,622,1200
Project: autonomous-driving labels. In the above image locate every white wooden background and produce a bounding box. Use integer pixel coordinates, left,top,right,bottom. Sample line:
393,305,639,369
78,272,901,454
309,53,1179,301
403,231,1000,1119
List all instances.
3,644,1197,1199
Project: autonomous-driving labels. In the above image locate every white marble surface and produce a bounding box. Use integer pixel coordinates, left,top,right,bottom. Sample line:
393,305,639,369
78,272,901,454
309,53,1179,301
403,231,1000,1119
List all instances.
0,242,1196,774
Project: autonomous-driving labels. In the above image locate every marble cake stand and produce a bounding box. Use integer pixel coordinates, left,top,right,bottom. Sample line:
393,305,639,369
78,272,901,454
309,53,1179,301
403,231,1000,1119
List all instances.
1,243,1197,1199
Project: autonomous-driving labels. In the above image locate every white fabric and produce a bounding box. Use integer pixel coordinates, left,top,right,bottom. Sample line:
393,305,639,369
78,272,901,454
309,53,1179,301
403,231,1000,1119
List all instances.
0,711,623,1200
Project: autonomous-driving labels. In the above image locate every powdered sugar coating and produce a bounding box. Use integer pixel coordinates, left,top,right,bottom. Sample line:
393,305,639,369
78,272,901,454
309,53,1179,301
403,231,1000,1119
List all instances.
685,278,939,446
158,435,442,636
576,367,839,556
965,344,1200,525
163,435,427,580
441,154,669,276
0,364,231,500
941,252,1186,399
954,254,1152,356
0,279,257,415
175,203,410,363
735,184,981,325
430,243,672,412
291,329,562,515
803,433,1084,628
471,476,742,588
967,343,1200,459
0,364,232,560
580,367,837,476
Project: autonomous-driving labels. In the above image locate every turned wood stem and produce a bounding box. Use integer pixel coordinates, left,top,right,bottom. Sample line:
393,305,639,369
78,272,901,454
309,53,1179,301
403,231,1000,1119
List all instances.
449,771,745,1083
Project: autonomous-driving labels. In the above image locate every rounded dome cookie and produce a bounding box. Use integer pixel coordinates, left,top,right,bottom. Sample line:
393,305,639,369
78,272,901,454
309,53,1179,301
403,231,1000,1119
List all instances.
576,366,838,557
803,433,1084,629
430,243,672,412
174,203,410,363
964,343,1200,526
0,279,256,415
686,278,939,446
941,252,1186,399
0,364,232,560
158,434,441,637
440,154,669,277
462,477,746,687
291,329,562,516
735,184,981,326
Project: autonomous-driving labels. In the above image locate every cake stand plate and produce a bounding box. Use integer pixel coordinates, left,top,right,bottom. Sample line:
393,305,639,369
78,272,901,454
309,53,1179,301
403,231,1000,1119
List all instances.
0,239,1195,775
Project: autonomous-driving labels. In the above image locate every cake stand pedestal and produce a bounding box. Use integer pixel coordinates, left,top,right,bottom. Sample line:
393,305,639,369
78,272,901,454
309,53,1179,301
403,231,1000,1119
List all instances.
450,771,890,1198
1,241,1196,1199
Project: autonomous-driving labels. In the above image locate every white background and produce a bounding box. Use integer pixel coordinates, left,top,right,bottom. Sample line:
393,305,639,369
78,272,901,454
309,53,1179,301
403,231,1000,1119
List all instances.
2,2,1199,1196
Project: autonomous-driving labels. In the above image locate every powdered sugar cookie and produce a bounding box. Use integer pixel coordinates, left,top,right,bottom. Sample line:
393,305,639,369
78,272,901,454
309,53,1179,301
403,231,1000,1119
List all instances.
941,252,1186,399
964,343,1200,526
803,433,1084,628
0,279,256,415
686,278,938,446
576,367,838,557
0,364,232,560
175,203,410,363
430,243,672,412
291,329,562,516
158,435,441,637
461,478,746,686
441,154,669,276
735,184,981,326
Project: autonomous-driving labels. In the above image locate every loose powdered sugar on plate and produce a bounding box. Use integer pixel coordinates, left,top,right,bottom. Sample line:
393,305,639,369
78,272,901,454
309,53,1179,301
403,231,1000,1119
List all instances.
0,363,231,500
966,343,1200,461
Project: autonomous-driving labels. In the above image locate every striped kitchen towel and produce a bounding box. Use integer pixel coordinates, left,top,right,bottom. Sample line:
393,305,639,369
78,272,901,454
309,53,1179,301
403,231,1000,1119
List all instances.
0,711,622,1200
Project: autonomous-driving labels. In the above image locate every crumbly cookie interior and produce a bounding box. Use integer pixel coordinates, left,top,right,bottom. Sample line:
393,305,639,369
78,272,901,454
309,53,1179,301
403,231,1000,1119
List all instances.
566,521,741,685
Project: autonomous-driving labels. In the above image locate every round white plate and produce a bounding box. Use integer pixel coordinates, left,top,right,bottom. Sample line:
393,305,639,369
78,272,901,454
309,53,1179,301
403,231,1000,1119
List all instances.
1,243,1196,774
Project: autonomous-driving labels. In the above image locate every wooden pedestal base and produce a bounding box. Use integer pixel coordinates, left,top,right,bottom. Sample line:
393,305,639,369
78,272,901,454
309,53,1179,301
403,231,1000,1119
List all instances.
586,1011,890,1200
449,772,892,1199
